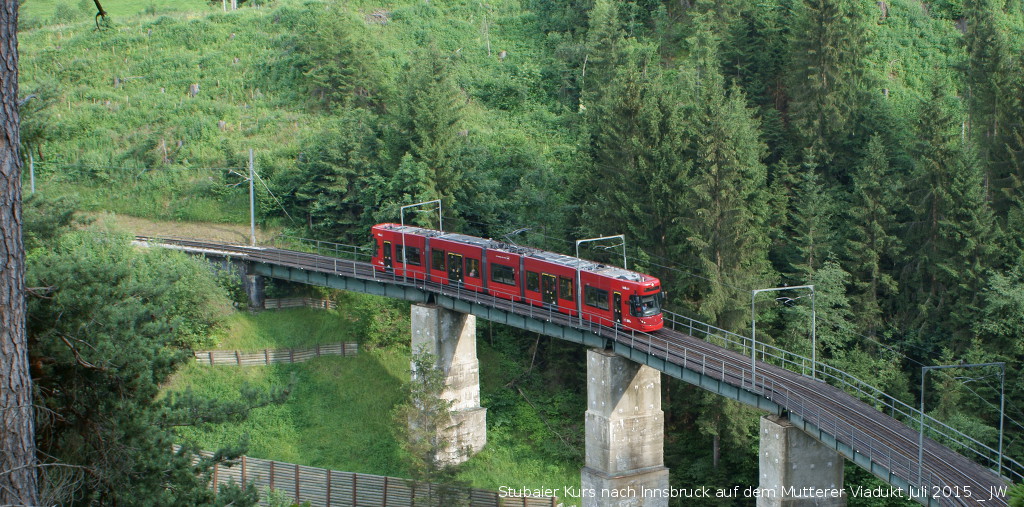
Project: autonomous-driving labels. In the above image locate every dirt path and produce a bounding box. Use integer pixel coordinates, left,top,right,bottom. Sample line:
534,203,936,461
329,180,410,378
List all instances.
85,212,282,245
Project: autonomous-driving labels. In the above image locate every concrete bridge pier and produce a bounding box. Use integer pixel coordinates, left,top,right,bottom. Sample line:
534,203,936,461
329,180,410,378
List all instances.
205,257,264,310
410,304,487,465
243,272,265,310
581,349,669,507
758,415,846,506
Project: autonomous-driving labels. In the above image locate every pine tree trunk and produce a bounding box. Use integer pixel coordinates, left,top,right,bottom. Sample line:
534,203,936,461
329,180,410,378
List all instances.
0,1,39,504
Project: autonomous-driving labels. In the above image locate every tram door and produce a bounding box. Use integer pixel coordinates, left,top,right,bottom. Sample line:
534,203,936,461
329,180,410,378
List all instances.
613,292,623,323
383,241,393,269
447,253,464,283
541,274,557,305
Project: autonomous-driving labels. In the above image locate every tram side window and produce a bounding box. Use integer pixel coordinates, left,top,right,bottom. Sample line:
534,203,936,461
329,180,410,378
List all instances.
526,271,539,292
467,258,480,278
431,249,446,271
401,246,421,266
559,277,574,301
491,264,516,286
584,286,609,310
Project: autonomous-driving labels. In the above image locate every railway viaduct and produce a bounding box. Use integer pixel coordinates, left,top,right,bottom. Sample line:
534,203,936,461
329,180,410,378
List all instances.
138,236,1019,507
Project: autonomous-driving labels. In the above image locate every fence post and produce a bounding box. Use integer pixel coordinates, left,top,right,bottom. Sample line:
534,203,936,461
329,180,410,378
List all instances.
209,351,214,365
212,462,219,494
341,342,346,356
383,476,388,506
352,474,357,506
236,350,241,366
265,348,270,365
241,455,247,485
316,344,321,357
269,461,275,491
294,464,300,504
289,348,295,363
326,470,332,507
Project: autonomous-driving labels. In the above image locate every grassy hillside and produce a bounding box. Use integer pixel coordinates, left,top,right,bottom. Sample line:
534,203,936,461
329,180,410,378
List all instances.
18,0,580,228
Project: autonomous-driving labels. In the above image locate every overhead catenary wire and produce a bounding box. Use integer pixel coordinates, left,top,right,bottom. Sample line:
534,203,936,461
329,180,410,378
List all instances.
251,166,296,224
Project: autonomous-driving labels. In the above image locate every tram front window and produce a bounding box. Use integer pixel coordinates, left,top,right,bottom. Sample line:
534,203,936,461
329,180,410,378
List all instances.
631,294,662,317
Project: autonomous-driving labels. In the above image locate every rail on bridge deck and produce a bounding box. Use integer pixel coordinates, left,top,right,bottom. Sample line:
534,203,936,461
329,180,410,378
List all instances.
137,236,1020,507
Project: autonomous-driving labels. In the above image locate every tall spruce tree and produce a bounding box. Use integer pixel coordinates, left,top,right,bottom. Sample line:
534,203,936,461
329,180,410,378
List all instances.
784,152,838,280
904,85,997,352
674,17,772,478
288,5,383,111
285,108,384,243
26,223,275,505
390,44,467,225
682,22,772,330
785,0,872,174
844,135,903,336
580,0,625,111
963,0,1021,215
579,37,690,270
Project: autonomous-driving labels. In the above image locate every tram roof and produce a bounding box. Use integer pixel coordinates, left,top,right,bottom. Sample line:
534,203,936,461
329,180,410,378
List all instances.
379,224,649,282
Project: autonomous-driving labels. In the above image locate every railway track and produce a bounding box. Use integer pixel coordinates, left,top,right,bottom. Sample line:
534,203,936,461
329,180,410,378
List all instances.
137,236,1014,506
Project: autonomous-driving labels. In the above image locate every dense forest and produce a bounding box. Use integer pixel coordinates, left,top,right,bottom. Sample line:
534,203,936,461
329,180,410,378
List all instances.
11,0,1024,503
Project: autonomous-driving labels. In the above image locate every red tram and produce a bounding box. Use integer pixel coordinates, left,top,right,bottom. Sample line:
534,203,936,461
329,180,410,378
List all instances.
371,223,664,332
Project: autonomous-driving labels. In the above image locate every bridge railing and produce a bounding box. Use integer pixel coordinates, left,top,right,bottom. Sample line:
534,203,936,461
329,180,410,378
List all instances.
594,315,960,502
601,318,993,505
268,235,373,262
661,308,1023,485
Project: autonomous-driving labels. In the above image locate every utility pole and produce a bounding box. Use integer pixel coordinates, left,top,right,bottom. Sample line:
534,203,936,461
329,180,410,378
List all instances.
918,362,1006,484
751,285,816,380
249,149,255,246
575,234,627,326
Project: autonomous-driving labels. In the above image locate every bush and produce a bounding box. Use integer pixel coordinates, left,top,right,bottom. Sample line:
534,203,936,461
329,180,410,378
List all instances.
52,3,81,25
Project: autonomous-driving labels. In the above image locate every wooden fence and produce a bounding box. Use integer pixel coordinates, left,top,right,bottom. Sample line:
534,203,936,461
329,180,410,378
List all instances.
196,450,559,507
264,298,337,310
194,343,359,366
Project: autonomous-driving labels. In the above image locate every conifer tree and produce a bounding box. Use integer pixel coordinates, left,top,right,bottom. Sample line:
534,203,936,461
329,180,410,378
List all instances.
844,135,903,336
682,27,772,329
579,38,689,268
289,5,382,110
784,152,838,280
785,0,872,174
904,85,997,352
393,349,468,504
390,45,467,225
286,108,384,243
963,0,1021,215
676,19,773,472
580,0,625,110
27,224,273,505
0,0,37,502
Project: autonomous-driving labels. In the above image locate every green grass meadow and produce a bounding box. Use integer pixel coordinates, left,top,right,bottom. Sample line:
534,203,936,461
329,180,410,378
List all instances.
169,350,410,473
168,300,584,503
211,307,361,351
